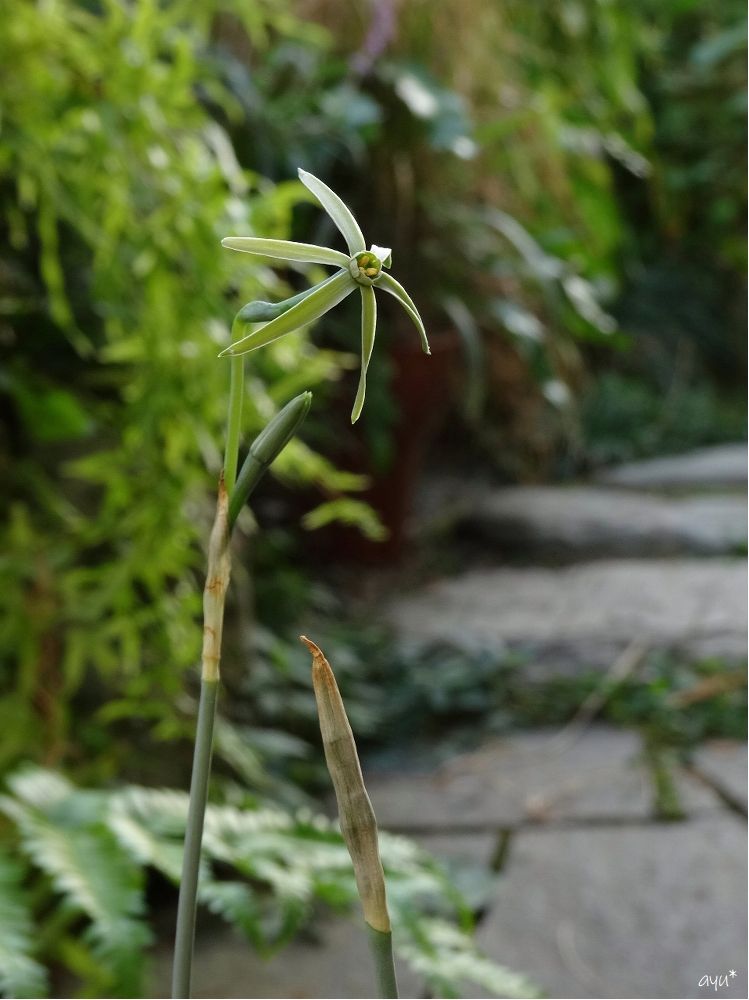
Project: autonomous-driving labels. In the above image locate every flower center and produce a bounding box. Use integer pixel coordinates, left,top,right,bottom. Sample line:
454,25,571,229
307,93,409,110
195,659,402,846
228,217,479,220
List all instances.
349,251,382,286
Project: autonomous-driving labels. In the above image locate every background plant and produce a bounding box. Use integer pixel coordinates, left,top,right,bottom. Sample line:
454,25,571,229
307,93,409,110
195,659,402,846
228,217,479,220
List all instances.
0,0,369,782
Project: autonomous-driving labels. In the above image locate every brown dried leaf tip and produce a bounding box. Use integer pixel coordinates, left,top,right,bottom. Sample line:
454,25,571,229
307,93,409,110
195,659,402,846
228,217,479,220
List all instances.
300,635,391,933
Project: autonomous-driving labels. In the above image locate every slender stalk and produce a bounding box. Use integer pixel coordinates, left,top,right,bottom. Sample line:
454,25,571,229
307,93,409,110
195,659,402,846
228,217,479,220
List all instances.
367,926,398,1000
223,350,245,493
171,677,219,997
171,391,312,997
300,636,398,999
172,478,231,998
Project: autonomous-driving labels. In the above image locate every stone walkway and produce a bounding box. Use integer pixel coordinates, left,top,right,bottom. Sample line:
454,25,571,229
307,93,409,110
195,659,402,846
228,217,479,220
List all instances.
364,730,747,1000
150,731,747,999
380,443,746,997
151,445,747,999
392,443,747,675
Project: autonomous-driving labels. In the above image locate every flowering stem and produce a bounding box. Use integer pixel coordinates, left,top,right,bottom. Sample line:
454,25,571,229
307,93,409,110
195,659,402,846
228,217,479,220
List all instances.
174,340,244,996
171,677,219,997
172,385,312,997
367,926,398,999
172,476,231,998
223,350,245,493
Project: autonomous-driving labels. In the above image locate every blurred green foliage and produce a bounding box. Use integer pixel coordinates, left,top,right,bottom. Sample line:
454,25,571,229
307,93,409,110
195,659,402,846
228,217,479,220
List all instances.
2,1,744,778
580,371,746,465
297,0,745,469
305,628,746,761
0,0,360,779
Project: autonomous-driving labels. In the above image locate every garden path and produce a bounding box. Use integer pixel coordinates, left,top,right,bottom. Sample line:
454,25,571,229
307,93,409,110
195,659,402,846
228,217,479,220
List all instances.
151,444,747,999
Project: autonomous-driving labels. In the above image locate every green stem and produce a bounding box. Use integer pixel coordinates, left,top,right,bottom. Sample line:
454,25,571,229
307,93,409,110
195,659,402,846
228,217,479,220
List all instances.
367,925,398,999
223,350,244,493
172,678,219,998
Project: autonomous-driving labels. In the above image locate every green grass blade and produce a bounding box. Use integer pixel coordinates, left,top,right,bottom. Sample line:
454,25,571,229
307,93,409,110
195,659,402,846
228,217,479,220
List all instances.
221,237,349,268
220,270,354,356
376,273,431,355
298,169,366,255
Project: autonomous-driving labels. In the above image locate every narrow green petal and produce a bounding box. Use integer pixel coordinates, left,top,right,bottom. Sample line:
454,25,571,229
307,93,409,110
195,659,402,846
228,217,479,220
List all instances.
376,272,431,355
351,285,377,424
298,169,366,256
221,236,349,268
220,270,354,356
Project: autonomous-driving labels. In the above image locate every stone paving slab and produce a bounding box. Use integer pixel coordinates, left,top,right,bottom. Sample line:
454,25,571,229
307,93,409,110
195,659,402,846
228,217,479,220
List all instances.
594,443,747,491
472,817,748,999
691,740,748,812
464,486,746,559
367,728,654,829
386,559,748,673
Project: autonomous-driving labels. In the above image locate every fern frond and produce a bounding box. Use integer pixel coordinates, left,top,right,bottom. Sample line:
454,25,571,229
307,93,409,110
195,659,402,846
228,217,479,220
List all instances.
6,769,73,811
198,880,260,935
396,917,541,1000
102,782,538,997
203,875,311,953
0,848,48,999
107,790,188,883
1,785,151,997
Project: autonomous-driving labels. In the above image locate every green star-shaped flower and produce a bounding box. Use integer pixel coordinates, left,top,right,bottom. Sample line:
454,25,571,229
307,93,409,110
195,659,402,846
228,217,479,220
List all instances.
221,168,430,423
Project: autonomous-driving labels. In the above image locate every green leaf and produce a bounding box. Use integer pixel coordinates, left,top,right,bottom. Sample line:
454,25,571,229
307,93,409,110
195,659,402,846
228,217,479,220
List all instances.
351,284,377,424
220,270,355,356
0,848,48,999
0,771,538,998
377,272,431,355
221,237,349,268
298,169,366,256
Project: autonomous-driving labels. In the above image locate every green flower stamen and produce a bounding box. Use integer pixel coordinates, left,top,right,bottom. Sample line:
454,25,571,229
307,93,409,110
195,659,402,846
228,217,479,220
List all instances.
349,251,383,286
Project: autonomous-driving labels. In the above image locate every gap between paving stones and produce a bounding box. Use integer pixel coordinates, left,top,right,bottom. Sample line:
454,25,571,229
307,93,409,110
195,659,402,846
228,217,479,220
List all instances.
381,812,727,837
683,764,748,818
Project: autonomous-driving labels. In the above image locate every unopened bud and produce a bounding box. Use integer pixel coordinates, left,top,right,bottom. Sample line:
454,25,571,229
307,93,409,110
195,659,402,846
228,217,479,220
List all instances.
228,392,312,528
